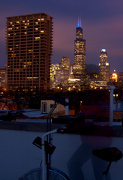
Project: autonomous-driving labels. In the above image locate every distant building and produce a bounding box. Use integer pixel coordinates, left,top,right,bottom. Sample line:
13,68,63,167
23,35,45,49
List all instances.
61,56,70,70
99,49,110,82
118,72,123,83
90,80,108,89
0,67,7,88
51,57,71,90
67,78,81,91
55,69,70,88
50,63,61,84
72,18,87,79
117,72,123,88
6,13,53,92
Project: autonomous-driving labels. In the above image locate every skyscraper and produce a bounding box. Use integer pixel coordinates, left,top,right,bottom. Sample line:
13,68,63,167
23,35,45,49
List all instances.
72,18,87,79
99,49,110,81
6,13,53,92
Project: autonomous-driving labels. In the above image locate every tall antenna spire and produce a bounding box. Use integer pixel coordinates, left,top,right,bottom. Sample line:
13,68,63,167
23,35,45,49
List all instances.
80,17,81,27
77,17,82,28
77,17,80,27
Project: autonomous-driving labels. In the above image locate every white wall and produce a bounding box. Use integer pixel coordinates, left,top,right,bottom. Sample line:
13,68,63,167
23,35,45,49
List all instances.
40,100,65,114
0,129,123,180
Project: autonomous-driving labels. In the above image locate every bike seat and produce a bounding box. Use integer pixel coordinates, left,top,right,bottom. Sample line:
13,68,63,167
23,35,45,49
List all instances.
92,147,123,162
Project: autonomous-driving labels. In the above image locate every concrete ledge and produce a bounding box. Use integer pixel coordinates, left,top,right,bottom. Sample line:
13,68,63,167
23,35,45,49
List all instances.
0,121,62,132
0,121,123,137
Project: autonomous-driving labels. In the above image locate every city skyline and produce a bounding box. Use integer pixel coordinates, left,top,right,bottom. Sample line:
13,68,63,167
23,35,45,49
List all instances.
0,0,123,73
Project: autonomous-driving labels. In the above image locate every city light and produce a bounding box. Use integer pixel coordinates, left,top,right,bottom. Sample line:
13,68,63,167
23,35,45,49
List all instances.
112,72,117,82
101,49,106,52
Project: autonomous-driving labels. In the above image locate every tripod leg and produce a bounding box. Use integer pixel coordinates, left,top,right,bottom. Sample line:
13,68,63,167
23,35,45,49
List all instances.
103,162,111,175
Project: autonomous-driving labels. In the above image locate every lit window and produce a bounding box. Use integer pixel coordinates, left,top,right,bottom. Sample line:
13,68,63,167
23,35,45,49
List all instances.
24,32,27,34
16,21,20,24
35,37,40,40
24,26,27,29
10,22,12,24
8,28,12,30
27,77,32,80
14,69,19,72
41,18,44,21
35,22,38,25
11,54,16,57
8,34,10,36
27,20,29,22
38,19,41,21
27,62,32,65
35,28,38,31
40,30,44,33
22,21,25,23
16,27,19,29
27,77,38,79
34,77,38,79
28,50,33,53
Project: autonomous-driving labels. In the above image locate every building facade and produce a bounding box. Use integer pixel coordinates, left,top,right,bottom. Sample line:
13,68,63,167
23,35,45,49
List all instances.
55,68,70,88
117,72,123,88
6,13,53,92
72,19,87,79
50,56,71,90
99,49,110,81
61,56,70,70
0,67,7,88
50,63,61,88
118,72,123,83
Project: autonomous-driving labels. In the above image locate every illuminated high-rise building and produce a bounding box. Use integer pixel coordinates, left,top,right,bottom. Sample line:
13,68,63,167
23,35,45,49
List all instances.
99,49,110,81
72,18,87,79
0,67,7,88
50,63,61,88
118,72,123,87
6,13,53,92
118,72,123,82
61,56,70,70
50,56,70,89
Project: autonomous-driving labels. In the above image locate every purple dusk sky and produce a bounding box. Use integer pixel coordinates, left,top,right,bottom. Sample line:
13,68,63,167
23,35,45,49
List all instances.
0,0,123,73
